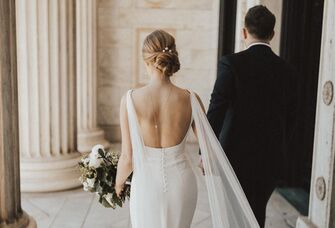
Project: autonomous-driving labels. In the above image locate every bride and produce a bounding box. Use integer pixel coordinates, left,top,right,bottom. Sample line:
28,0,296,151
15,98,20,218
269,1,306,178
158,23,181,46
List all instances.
114,30,259,228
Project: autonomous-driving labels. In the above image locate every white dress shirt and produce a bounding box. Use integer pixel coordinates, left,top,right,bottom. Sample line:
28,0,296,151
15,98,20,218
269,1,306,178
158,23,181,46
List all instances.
247,42,271,49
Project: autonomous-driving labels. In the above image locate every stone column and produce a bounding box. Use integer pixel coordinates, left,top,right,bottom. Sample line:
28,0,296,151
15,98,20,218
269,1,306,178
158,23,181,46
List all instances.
16,0,81,192
0,0,36,226
76,0,109,153
296,0,335,227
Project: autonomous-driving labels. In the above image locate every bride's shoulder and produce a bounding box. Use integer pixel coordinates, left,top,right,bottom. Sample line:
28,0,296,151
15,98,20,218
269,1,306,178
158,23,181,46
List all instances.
121,87,147,107
120,88,137,106
122,87,142,98
178,88,200,100
127,86,147,95
172,87,191,101
186,90,205,112
174,87,205,109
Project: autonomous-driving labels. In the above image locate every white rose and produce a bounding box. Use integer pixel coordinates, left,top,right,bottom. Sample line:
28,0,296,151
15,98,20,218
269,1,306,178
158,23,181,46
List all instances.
91,144,104,156
86,178,96,188
88,157,102,168
89,144,105,168
83,182,89,191
82,156,90,165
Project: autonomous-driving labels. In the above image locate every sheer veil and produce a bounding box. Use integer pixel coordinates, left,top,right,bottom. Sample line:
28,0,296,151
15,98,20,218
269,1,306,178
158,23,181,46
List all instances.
126,90,259,228
189,91,259,228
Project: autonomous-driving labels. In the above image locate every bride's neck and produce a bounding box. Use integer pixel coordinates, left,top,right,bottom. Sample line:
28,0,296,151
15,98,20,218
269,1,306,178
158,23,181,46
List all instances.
148,73,172,87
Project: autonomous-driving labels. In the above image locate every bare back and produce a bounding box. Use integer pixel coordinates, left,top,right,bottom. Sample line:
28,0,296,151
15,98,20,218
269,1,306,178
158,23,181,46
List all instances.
131,85,192,148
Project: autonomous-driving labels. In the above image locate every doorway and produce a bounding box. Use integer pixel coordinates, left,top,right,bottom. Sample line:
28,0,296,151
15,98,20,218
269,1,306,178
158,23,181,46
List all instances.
216,0,325,216
280,0,324,192
217,0,237,58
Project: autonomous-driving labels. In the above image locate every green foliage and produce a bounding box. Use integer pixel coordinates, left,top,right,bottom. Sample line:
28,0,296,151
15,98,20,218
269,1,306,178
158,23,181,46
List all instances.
78,148,131,209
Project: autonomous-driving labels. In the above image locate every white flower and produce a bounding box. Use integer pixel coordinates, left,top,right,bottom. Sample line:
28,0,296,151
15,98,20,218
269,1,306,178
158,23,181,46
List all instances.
83,182,89,191
86,178,96,188
89,158,102,168
82,156,90,165
89,155,103,168
88,144,105,168
91,144,105,155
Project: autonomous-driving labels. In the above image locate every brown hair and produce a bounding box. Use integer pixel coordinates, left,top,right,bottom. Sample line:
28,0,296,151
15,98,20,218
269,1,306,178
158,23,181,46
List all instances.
142,30,180,77
245,5,276,40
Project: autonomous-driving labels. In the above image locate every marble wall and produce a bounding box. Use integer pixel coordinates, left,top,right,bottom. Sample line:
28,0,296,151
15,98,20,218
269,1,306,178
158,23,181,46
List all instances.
97,0,220,141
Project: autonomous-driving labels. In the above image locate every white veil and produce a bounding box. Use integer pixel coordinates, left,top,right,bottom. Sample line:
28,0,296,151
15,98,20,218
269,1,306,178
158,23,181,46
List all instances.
189,91,259,228
126,90,259,228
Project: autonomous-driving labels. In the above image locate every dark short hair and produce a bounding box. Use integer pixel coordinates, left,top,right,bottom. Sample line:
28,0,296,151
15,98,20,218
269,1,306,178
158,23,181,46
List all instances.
245,5,276,40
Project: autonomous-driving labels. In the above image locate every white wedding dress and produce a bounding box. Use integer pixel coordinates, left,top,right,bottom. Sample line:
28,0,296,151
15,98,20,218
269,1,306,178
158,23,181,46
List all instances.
126,90,259,228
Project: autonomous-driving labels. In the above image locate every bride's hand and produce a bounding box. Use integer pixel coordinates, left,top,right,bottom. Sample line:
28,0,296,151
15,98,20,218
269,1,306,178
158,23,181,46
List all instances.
198,158,205,175
115,183,124,197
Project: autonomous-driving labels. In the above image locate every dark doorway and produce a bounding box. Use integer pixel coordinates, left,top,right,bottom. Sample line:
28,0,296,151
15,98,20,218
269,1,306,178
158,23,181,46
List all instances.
217,0,237,59
280,0,324,192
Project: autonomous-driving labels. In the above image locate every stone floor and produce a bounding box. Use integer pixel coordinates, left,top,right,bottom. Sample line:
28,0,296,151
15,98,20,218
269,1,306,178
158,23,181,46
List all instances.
22,143,301,228
22,188,300,228
22,184,212,228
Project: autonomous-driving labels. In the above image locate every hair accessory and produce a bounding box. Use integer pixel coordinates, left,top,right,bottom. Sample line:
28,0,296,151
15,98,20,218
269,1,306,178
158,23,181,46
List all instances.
162,47,171,53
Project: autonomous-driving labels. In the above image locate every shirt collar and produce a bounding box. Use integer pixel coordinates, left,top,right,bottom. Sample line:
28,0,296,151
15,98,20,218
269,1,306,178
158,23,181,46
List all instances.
247,42,271,49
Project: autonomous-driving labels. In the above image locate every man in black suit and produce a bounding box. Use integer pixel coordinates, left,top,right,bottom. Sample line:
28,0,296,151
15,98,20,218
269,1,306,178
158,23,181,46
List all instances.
207,5,297,227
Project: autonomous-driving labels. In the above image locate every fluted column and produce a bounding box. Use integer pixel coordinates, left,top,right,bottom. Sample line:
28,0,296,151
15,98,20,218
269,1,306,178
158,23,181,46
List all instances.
0,0,36,226
16,0,81,192
76,0,109,153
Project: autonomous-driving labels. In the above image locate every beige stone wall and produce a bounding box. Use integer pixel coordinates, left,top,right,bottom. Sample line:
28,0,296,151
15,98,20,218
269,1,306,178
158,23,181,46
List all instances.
97,0,220,141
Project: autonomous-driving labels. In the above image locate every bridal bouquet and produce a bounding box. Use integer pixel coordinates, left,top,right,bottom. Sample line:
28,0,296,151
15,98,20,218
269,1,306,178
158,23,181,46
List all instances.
78,145,131,209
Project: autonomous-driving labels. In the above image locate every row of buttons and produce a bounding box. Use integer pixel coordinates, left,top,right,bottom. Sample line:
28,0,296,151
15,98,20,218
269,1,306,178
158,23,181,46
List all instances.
161,149,168,192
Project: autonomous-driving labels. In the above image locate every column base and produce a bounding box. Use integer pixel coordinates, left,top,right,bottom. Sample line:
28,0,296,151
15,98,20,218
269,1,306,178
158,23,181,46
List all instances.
20,152,82,192
77,128,110,153
24,212,37,228
296,216,317,228
0,211,37,228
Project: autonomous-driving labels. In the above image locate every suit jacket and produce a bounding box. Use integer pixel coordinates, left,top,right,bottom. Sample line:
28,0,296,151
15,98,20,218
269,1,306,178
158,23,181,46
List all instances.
207,44,298,189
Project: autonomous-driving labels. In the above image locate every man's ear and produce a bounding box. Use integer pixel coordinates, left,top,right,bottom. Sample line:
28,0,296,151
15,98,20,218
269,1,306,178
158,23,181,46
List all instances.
242,28,248,39
269,30,275,40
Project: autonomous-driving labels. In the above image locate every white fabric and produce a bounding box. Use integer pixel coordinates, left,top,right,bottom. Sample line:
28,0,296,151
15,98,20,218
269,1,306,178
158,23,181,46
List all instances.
189,91,259,228
126,90,259,228
247,42,271,49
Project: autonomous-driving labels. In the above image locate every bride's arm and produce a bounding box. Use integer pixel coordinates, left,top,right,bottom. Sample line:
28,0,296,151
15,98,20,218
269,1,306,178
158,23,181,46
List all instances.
115,94,133,196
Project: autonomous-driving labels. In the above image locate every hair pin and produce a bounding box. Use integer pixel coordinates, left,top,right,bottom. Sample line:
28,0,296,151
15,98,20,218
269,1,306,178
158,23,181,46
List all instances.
162,47,172,53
